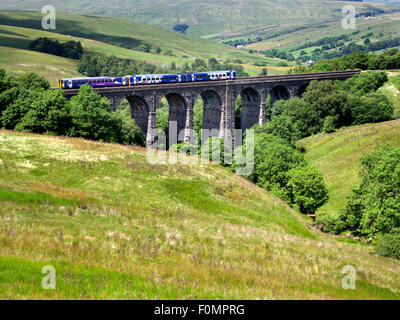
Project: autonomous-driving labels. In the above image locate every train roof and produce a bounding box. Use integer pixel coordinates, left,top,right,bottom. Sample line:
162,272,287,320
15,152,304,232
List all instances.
60,77,120,81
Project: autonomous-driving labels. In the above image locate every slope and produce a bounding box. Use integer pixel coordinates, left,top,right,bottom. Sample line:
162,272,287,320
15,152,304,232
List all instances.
0,130,399,299
297,120,400,220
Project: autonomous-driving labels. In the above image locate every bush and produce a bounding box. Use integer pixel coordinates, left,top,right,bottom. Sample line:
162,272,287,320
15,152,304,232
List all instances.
14,89,70,135
29,38,84,59
348,93,394,125
375,232,400,260
68,85,118,142
287,166,329,214
244,132,306,203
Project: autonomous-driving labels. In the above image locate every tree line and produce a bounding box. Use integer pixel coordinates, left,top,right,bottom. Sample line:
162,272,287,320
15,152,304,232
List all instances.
0,69,144,146
29,38,84,60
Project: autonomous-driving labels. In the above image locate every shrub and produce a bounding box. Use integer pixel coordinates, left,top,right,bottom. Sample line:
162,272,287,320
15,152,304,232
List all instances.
68,85,118,142
287,166,329,214
348,93,394,125
375,232,400,260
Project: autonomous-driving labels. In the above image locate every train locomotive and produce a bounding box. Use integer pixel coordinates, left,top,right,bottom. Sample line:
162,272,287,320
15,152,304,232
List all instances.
58,70,236,89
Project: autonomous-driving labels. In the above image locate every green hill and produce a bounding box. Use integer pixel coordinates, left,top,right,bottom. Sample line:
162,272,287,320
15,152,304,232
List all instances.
297,119,400,220
0,10,291,82
0,130,399,299
0,0,398,37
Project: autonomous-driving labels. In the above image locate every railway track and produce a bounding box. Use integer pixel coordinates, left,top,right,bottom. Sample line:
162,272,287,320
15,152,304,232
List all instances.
62,70,361,95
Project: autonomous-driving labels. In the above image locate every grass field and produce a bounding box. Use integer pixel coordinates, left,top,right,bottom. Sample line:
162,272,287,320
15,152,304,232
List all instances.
0,46,82,84
0,11,293,82
297,120,400,220
0,130,399,299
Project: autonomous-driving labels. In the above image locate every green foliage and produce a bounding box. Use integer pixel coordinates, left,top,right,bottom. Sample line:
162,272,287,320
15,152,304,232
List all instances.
113,106,145,147
287,166,329,214
271,98,320,141
201,137,232,167
303,80,350,128
29,37,84,59
68,85,118,142
14,89,70,135
334,145,400,236
375,231,400,260
348,92,394,125
1,88,43,129
340,71,388,95
169,142,198,155
246,132,306,203
13,72,50,90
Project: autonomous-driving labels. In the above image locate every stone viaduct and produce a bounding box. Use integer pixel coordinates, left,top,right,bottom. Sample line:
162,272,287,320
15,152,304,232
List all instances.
63,70,360,147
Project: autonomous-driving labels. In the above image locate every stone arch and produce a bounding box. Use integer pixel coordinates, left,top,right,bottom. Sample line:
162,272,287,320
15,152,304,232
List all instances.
269,85,290,104
237,87,261,130
296,83,309,97
160,92,188,144
199,90,223,142
126,95,149,135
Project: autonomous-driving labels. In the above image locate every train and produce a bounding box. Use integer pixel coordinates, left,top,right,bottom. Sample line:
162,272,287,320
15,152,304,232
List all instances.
58,70,237,89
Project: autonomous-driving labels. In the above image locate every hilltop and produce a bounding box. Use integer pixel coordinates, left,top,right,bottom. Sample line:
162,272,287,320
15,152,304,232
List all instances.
0,130,399,299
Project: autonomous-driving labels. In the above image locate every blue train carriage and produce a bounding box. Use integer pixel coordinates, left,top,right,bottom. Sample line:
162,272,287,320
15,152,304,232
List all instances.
58,76,125,89
126,74,187,85
191,70,236,82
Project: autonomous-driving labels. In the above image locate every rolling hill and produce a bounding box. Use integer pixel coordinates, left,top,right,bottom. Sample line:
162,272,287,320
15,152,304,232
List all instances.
0,0,398,38
0,10,293,84
297,119,400,220
0,130,399,299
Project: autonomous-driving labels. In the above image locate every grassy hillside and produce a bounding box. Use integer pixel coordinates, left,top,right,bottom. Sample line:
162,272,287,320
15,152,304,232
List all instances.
0,0,397,37
0,10,292,81
297,120,400,220
232,11,400,54
0,130,399,299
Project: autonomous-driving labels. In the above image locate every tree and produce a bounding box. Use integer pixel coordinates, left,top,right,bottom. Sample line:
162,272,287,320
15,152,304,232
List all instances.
335,145,400,236
1,89,43,130
14,89,70,135
347,92,394,125
272,98,320,140
303,80,350,128
68,85,118,142
172,24,189,34
242,132,306,203
287,166,328,214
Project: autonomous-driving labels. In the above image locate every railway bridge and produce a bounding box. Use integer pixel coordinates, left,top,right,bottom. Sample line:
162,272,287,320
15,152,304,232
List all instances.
63,70,360,146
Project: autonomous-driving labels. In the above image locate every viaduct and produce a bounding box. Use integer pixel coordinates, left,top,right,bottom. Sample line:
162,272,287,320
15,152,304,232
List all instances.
63,70,361,147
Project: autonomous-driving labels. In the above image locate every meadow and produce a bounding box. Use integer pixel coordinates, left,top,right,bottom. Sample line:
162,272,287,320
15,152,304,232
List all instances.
0,130,399,299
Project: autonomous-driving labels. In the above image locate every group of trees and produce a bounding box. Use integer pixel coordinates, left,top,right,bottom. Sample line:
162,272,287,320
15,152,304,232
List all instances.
290,49,400,73
0,69,144,146
260,72,393,145
29,38,84,60
77,53,249,78
235,132,328,214
319,144,400,260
